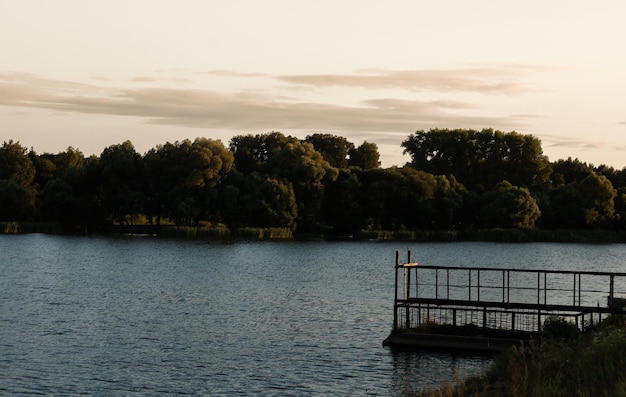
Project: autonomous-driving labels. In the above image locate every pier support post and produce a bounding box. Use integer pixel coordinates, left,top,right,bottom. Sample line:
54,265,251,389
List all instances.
394,251,399,329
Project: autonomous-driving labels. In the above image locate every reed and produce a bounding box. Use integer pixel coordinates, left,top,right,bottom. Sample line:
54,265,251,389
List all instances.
412,314,626,397
234,227,293,239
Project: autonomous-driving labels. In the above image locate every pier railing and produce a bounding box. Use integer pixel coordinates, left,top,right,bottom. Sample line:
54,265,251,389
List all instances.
393,251,626,334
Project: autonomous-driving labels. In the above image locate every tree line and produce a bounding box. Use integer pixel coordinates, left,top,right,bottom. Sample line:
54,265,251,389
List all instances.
2,128,626,236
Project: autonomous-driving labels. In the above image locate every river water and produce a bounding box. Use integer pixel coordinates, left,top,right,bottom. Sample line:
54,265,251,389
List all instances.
1,234,626,396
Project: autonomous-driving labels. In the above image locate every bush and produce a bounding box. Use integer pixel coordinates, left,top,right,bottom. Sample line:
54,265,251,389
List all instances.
541,316,580,342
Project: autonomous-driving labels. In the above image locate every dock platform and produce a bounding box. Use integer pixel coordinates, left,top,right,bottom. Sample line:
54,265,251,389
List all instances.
383,250,626,353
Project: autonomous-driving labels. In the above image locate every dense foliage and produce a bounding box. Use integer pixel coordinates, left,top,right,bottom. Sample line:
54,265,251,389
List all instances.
3,128,626,236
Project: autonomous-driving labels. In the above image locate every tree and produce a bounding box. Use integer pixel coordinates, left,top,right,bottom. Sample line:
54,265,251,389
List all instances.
550,158,594,187
304,133,354,169
321,169,365,235
357,167,438,230
428,175,467,230
144,141,178,225
144,138,234,226
595,164,626,191
99,140,146,226
229,132,292,174
53,147,85,177
29,151,56,191
268,139,338,232
225,172,297,229
230,132,338,233
0,140,35,189
34,154,106,231
0,141,36,219
545,172,616,228
579,173,616,227
478,181,541,229
402,129,551,192
348,141,381,170
614,187,626,229
37,178,82,228
0,179,34,221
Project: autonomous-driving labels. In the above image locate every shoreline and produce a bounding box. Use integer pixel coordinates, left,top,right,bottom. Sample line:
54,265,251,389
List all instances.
3,221,626,243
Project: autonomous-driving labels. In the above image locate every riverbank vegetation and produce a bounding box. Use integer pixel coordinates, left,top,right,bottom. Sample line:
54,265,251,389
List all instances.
2,128,626,241
414,315,626,397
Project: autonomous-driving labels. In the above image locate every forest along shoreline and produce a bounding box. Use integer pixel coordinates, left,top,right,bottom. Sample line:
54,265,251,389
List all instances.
2,129,626,239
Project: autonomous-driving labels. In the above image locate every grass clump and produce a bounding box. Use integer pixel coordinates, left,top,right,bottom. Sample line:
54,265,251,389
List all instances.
413,314,626,397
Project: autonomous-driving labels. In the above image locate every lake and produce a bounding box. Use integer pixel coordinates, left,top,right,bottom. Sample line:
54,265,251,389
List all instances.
2,234,626,396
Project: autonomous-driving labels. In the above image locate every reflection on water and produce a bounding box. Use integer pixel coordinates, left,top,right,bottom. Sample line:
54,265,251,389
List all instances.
1,235,626,395
391,350,490,395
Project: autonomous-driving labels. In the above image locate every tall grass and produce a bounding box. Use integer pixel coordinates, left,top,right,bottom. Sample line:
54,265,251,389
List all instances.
0,221,20,233
234,227,293,239
0,221,64,234
157,225,232,239
413,315,626,397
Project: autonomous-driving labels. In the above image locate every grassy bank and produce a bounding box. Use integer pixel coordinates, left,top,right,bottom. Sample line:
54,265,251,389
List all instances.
0,221,65,234
356,228,626,243
414,315,626,397
0,222,295,240
3,222,626,243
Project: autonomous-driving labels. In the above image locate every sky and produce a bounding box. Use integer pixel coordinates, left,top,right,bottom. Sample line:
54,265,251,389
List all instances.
1,1,625,168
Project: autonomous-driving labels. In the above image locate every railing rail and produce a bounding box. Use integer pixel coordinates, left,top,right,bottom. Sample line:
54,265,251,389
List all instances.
392,250,626,333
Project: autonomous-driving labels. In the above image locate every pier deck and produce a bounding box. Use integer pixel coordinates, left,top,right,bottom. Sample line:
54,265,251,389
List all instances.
383,250,626,352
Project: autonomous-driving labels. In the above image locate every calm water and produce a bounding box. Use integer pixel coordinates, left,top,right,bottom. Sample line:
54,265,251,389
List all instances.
2,235,626,396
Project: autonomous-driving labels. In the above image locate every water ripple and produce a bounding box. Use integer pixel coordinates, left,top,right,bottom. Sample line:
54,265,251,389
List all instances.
5,236,620,395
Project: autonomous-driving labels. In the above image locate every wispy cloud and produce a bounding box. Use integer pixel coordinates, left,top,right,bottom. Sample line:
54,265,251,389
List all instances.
543,134,605,151
129,75,192,85
202,70,268,78
0,71,530,136
131,76,157,82
276,65,550,95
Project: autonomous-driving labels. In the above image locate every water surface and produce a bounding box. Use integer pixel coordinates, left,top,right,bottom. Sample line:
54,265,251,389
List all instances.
2,235,625,396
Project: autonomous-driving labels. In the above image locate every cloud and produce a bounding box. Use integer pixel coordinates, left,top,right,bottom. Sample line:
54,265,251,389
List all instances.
131,76,157,82
543,134,604,151
202,70,267,78
276,65,549,95
0,71,529,137
89,73,111,82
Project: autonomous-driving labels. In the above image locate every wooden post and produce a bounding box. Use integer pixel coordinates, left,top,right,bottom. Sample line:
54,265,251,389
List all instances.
502,270,505,303
507,271,510,303
405,250,411,327
543,272,548,305
483,306,487,328
394,251,399,329
610,274,615,310
537,271,540,305
406,251,411,299
578,273,581,307
573,273,576,306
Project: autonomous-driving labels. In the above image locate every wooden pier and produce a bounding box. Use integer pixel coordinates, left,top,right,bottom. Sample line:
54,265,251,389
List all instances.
383,250,626,352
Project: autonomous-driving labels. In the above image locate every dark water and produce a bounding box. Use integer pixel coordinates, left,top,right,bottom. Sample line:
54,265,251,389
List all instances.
2,235,625,396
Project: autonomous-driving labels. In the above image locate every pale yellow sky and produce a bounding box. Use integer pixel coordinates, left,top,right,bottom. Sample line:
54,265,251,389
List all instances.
1,0,625,168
